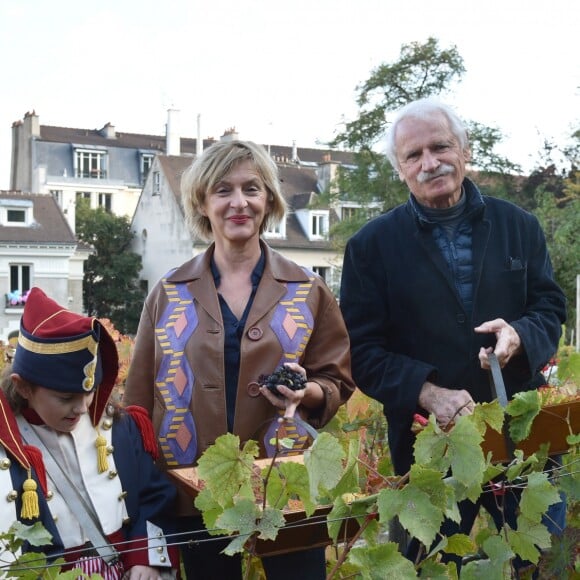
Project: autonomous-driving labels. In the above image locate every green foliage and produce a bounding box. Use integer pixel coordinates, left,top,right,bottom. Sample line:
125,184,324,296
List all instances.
76,203,145,334
192,398,578,577
0,522,90,579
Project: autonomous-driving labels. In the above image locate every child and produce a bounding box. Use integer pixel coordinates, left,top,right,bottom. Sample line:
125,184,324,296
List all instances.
5,287,179,579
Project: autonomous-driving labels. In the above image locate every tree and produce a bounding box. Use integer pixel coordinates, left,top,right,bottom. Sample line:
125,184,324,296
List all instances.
76,202,145,334
320,38,519,251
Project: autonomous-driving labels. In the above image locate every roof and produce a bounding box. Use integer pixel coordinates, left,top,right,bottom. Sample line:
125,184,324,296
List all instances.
38,124,355,165
0,191,77,244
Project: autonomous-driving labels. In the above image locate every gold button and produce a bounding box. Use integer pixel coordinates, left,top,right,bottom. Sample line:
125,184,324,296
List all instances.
156,531,162,538
159,556,167,563
102,419,113,430
107,445,114,455
0,458,11,470
106,404,115,417
6,490,17,502
122,517,131,525
156,546,164,553
108,470,118,479
46,490,54,500
53,515,59,522
118,491,128,501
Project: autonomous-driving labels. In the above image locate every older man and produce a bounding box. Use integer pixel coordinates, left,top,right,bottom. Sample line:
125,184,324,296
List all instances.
339,97,566,566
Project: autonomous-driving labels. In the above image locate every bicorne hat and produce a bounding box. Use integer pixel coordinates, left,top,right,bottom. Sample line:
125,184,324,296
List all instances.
12,287,119,426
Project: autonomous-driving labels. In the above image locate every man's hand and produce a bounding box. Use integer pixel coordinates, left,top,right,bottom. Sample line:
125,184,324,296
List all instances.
474,318,522,369
418,382,475,427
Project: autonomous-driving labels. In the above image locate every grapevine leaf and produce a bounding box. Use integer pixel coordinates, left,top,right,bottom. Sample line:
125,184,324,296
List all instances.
417,558,455,578
557,459,580,501
215,497,260,537
331,437,361,499
506,390,541,443
194,487,228,532
348,542,417,579
472,400,505,434
507,519,551,563
264,467,288,510
409,465,450,512
255,506,287,541
447,417,485,489
519,471,561,523
326,494,371,544
304,432,345,499
461,535,513,579
445,532,476,556
276,461,315,516
413,420,449,472
196,433,259,497
378,484,444,548
8,521,53,547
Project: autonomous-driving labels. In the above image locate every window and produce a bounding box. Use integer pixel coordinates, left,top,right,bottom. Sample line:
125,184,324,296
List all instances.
75,149,107,179
0,199,33,226
341,207,360,221
7,264,32,307
50,190,63,205
98,192,112,212
152,171,161,195
311,212,328,239
141,154,154,184
263,217,286,239
312,266,329,282
7,209,26,223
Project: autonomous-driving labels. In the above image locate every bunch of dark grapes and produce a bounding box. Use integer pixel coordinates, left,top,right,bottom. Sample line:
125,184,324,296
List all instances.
258,366,307,398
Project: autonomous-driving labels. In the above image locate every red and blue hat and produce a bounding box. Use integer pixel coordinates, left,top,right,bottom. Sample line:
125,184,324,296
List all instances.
12,287,119,425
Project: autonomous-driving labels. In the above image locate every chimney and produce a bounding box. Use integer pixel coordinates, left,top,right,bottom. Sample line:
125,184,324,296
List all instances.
291,140,299,163
220,127,239,142
100,122,116,139
166,108,181,155
196,114,203,155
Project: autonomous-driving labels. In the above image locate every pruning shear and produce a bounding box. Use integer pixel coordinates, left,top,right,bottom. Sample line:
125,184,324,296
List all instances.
488,352,516,460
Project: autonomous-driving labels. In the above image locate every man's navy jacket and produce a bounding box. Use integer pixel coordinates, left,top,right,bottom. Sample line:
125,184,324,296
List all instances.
340,178,567,475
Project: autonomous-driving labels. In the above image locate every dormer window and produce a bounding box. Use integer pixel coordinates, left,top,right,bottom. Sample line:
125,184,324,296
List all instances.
263,217,286,239
152,171,161,195
140,153,154,185
0,199,33,227
310,211,329,240
74,148,107,179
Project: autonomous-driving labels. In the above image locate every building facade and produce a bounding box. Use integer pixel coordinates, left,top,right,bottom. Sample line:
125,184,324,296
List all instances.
0,191,90,341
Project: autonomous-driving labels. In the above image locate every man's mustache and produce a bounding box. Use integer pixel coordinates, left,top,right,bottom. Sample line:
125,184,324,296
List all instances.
417,164,454,183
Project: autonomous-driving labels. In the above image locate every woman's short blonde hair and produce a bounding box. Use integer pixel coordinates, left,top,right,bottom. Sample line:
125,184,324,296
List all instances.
180,140,287,241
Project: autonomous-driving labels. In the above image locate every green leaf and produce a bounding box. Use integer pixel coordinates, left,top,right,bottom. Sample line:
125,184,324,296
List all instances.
519,471,561,523
9,520,53,547
331,437,361,499
506,390,541,443
473,400,505,434
215,498,260,537
378,483,444,549
445,533,476,557
418,558,457,579
348,542,417,579
255,506,287,541
196,434,259,497
413,420,450,472
194,487,227,533
304,432,345,499
507,519,551,563
447,417,485,489
461,535,514,579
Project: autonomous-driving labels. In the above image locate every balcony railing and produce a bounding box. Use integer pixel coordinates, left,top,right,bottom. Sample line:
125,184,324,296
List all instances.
75,169,108,179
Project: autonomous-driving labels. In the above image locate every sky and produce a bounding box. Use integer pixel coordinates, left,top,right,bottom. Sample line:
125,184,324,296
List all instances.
1,0,579,189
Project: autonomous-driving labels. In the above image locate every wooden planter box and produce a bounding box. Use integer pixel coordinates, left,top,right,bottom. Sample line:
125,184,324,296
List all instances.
483,400,579,463
168,455,360,556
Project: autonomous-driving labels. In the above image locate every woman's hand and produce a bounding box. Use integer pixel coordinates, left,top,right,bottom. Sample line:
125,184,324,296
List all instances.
259,363,320,418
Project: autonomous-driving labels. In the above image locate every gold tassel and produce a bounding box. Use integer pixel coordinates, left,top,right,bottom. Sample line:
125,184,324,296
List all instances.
21,470,39,520
95,430,109,473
